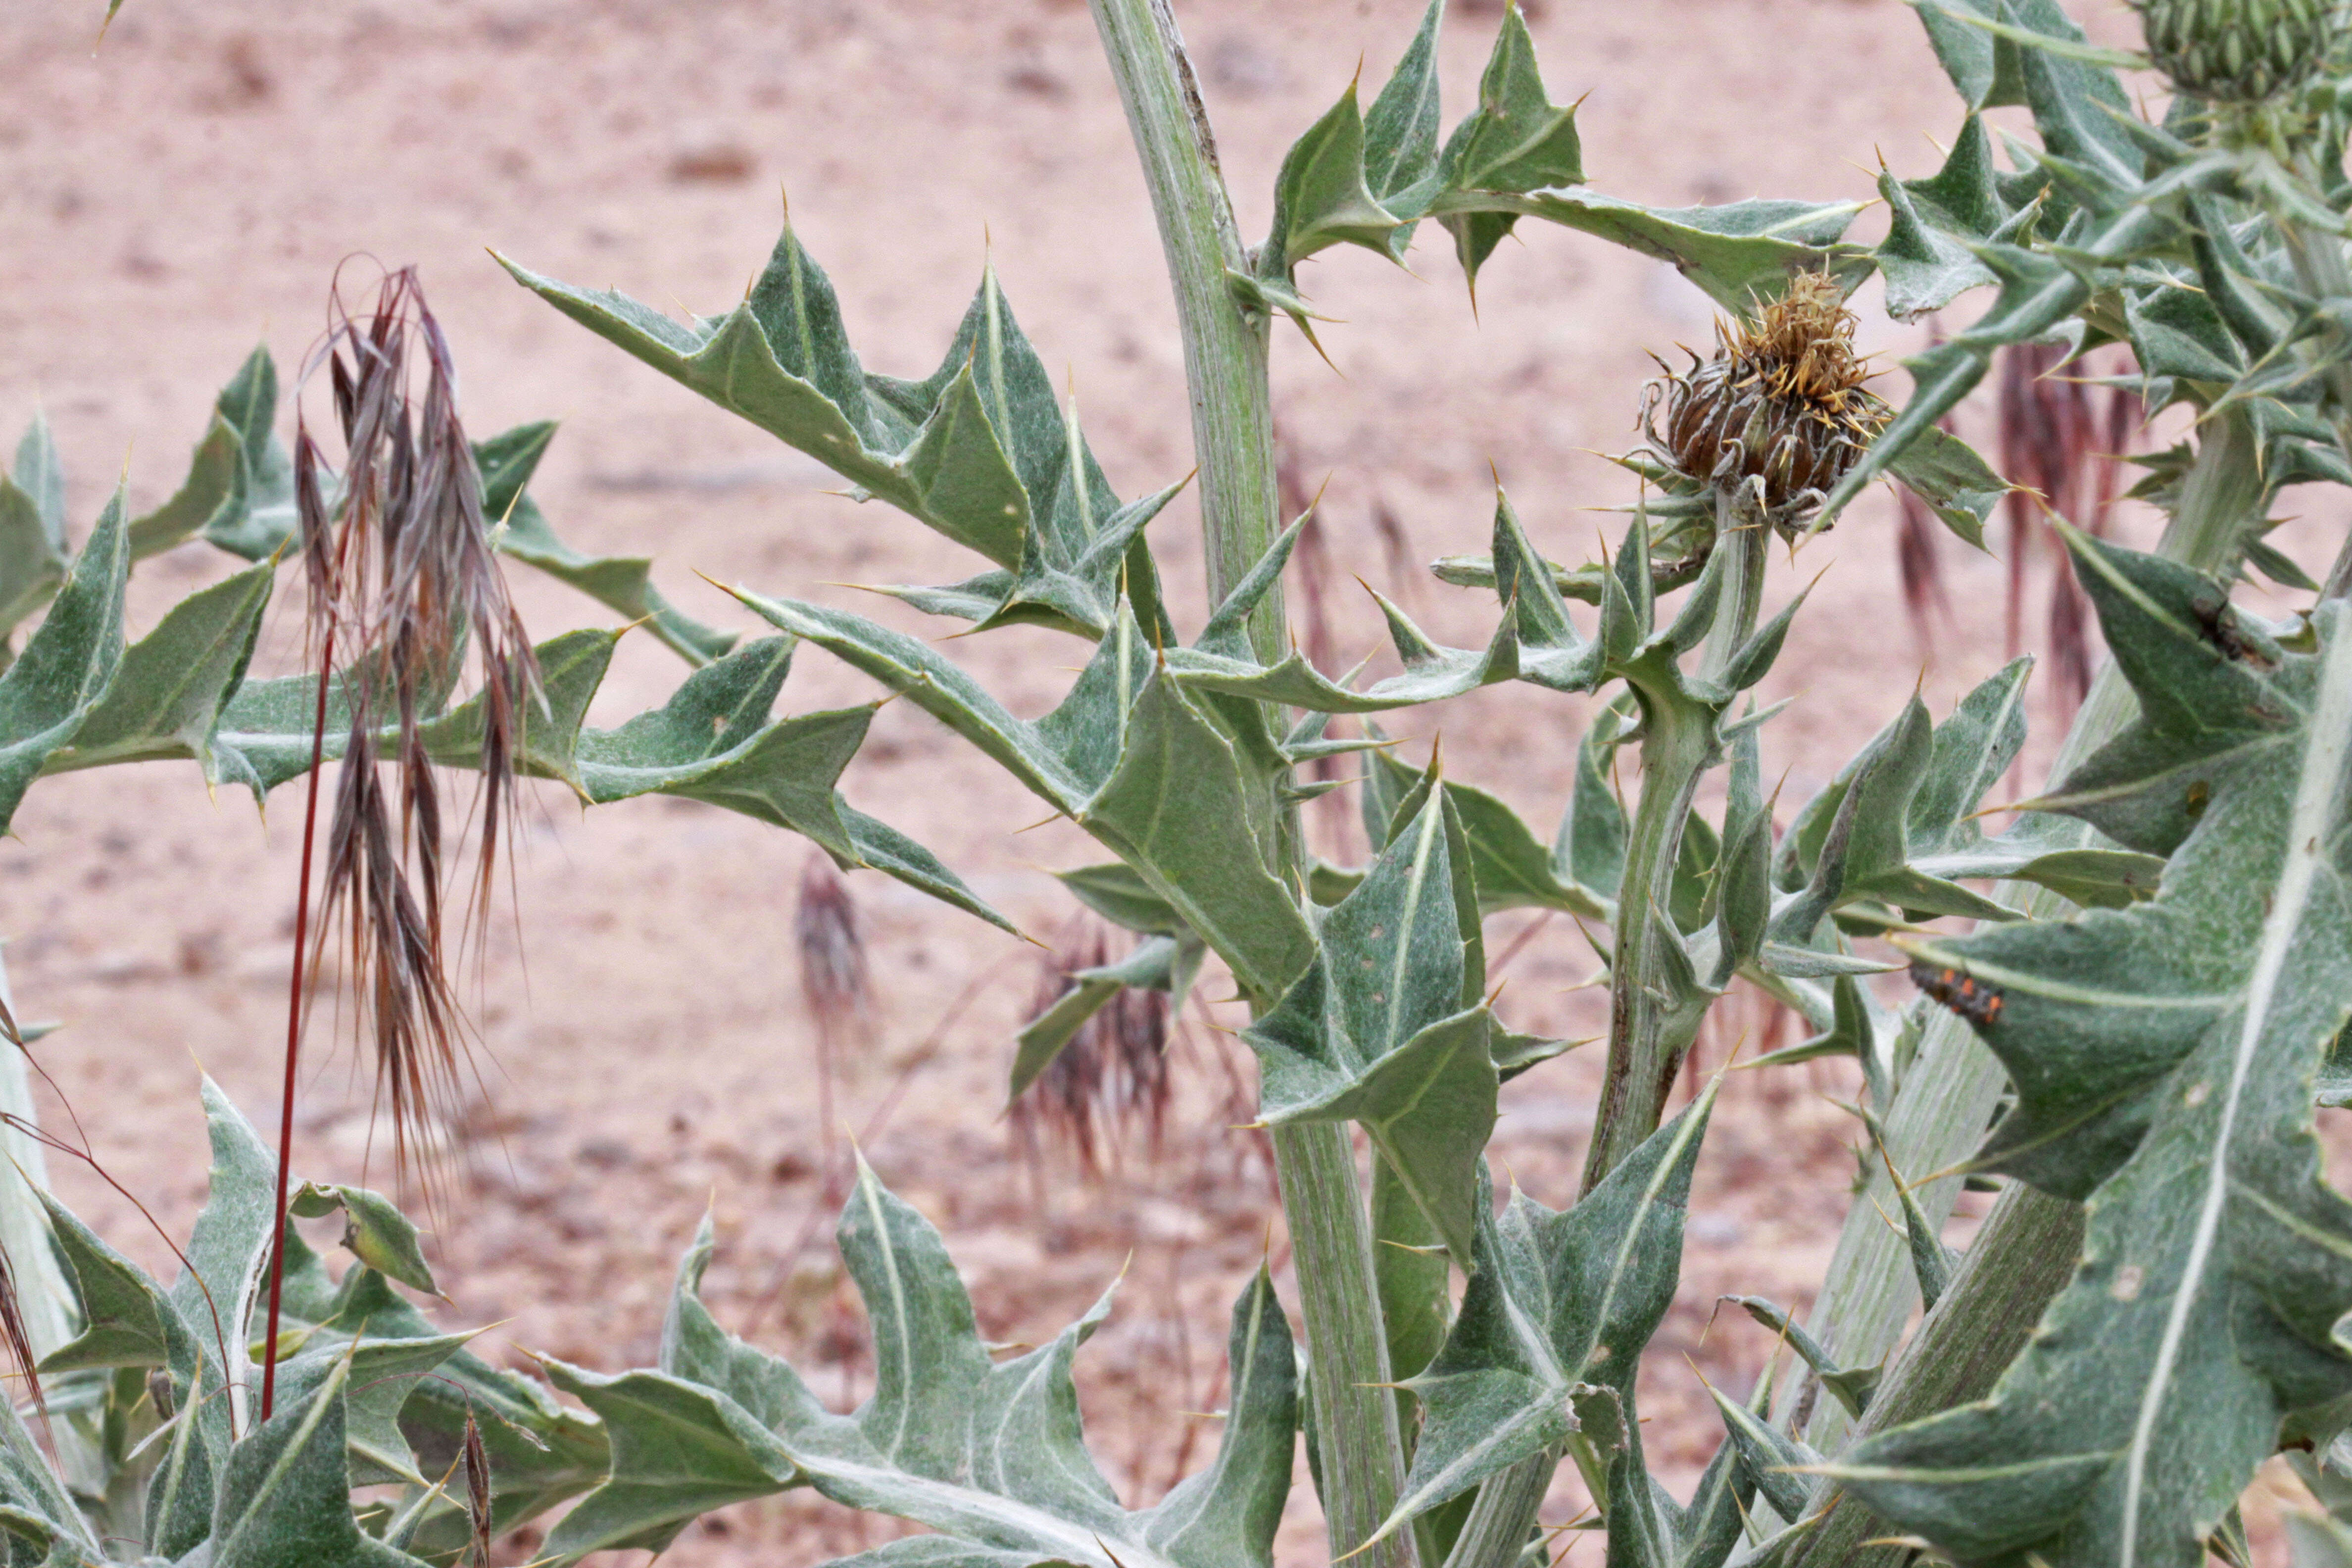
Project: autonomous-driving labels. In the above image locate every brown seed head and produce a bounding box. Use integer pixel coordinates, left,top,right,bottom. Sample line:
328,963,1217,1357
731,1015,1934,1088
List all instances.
294,265,542,1200
1649,270,1890,530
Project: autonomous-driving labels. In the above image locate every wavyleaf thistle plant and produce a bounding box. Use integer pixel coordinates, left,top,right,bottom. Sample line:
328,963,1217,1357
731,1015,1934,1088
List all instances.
7,0,2352,1563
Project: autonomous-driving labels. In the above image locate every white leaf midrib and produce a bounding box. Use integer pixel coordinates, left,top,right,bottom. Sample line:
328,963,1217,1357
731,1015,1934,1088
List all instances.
2118,612,2352,1567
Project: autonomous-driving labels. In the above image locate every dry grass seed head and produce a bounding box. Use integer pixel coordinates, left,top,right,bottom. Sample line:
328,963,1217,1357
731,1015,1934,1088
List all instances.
1011,923,1173,1181
295,265,541,1200
795,855,871,1039
1994,342,2139,714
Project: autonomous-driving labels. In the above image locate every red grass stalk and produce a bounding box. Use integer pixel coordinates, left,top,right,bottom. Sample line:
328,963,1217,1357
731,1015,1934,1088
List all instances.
259,618,336,1424
259,265,537,1421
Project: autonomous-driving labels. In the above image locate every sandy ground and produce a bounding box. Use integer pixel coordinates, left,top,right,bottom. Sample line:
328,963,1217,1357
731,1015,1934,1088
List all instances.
2,0,2344,1562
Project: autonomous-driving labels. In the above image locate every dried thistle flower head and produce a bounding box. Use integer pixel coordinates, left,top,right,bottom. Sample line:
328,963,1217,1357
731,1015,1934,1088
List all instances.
1647,270,1890,536
293,266,540,1194
2139,0,2341,106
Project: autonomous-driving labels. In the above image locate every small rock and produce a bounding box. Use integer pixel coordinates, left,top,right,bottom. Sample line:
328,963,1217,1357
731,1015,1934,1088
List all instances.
668,144,757,184
575,1136,633,1171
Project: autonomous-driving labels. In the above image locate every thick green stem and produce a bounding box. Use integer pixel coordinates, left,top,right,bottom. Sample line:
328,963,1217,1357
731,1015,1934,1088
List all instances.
1438,1443,1553,1568
1786,1185,2086,1567
1085,0,1283,653
1578,491,1765,1196
1086,3,1410,1562
1696,492,1769,694
1577,700,1713,1197
1780,406,2266,1468
1276,1124,1414,1564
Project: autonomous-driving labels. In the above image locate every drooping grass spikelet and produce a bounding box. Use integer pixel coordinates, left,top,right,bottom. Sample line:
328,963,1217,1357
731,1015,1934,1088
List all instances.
795,854,871,1187
294,265,542,1196
1010,922,1173,1179
1995,342,2138,717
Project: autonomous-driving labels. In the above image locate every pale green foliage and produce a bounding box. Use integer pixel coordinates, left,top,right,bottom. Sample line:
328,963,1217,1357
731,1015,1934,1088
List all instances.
1376,1097,1716,1535
0,1080,603,1566
0,367,1003,929
1247,762,1509,1266
537,1165,1298,1568
15,0,2352,1564
1829,559,2352,1567
484,0,2352,1562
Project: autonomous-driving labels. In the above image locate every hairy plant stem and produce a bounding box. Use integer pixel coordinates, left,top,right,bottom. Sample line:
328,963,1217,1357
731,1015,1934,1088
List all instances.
1085,0,1283,658
1085,2,1411,1562
1577,488,1766,1197
1787,1184,2086,1566
1445,492,1772,1566
1777,407,2267,1551
1439,1442,1556,1568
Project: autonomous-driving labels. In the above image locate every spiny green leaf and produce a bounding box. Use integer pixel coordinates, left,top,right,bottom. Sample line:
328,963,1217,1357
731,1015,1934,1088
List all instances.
127,411,242,563
1082,666,1316,1004
208,1359,434,1568
0,490,128,831
1452,190,1869,314
130,348,289,561
2015,529,2300,858
1380,1088,1716,1533
41,559,272,775
1268,82,1404,272
195,346,301,562
1430,4,1582,282
1248,768,1497,1261
1705,1381,1819,1522
538,1357,806,1560
552,1176,1294,1568
1768,683,2023,946
1363,745,1609,919
729,591,1088,810
36,1188,182,1374
508,231,1175,641
1360,0,1446,247
1876,116,2024,321
1007,933,1201,1099
2007,0,2142,193
1838,582,2352,1567
1886,422,2007,550
0,424,69,639
1489,486,1601,692
571,633,1008,926
1908,0,2030,110
1056,862,1185,935
10,418,64,551
285,1184,437,1297
265,1328,472,1488
476,421,737,665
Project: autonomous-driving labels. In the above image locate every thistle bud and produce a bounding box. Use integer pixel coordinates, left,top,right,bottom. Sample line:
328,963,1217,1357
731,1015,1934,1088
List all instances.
2139,0,2342,106
1647,271,1888,535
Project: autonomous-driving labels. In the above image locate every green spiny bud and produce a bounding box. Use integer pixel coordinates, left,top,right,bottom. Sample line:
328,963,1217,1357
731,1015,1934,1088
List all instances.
2139,0,2343,105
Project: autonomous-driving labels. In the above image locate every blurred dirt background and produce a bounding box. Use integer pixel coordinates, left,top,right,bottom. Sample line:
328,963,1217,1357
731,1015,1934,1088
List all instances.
2,0,2344,1562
